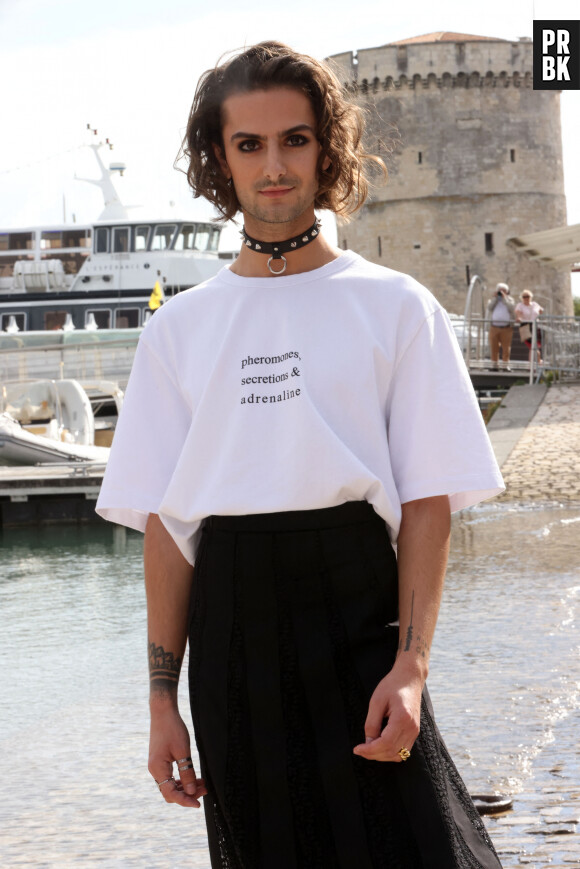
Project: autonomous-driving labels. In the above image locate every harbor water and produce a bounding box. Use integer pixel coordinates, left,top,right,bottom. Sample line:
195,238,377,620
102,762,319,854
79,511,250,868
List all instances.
1,502,579,868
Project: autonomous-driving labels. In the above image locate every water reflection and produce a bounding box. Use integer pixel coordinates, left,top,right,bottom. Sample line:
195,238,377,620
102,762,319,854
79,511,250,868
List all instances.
0,524,145,741
0,503,579,867
430,502,580,803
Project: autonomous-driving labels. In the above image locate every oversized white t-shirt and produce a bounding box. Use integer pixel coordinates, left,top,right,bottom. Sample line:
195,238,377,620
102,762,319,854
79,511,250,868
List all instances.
96,251,504,564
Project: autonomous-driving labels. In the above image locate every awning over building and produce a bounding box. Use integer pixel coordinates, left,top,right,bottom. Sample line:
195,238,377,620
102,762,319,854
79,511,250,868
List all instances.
508,224,580,271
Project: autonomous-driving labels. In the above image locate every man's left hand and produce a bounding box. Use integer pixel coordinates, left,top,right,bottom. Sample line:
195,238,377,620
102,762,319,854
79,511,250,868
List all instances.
352,666,423,762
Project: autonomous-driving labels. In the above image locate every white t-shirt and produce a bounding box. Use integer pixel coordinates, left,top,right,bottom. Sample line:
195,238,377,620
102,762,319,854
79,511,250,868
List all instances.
96,251,504,564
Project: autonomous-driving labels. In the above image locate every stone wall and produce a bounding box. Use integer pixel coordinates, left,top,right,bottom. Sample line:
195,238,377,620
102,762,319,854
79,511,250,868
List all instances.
330,38,572,314
331,37,534,83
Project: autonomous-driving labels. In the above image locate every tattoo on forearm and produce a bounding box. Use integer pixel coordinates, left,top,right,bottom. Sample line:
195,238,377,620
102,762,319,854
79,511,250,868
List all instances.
399,592,430,658
148,642,181,694
403,590,415,651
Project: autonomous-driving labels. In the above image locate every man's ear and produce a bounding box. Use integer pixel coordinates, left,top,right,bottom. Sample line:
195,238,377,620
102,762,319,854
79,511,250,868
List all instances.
213,144,231,179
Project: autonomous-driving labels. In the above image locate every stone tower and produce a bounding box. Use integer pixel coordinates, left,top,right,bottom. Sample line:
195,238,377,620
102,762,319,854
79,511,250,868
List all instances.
329,33,572,314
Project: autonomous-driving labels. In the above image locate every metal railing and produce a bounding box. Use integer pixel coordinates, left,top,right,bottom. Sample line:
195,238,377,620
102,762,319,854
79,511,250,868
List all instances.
461,312,580,382
0,335,140,388
533,316,580,382
462,274,580,382
2,306,578,391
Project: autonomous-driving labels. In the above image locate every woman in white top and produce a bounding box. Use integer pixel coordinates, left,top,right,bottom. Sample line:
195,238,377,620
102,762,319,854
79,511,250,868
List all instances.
515,290,544,364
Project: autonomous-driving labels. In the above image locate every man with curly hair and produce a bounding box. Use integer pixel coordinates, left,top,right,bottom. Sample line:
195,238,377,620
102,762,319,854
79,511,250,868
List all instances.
97,42,504,868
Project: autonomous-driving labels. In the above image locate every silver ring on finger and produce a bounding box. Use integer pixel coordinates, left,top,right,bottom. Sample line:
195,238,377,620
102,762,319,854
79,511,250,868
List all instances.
156,776,176,791
178,762,194,772
176,756,192,764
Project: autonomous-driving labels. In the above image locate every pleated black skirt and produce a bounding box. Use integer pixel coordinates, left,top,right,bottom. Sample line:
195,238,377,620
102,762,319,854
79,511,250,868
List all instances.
187,501,502,869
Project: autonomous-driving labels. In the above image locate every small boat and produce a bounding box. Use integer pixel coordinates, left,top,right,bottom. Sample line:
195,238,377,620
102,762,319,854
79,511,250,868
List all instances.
0,379,115,465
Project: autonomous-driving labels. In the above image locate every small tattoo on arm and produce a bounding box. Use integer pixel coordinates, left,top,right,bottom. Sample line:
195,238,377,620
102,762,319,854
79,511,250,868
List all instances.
403,590,415,652
149,642,181,696
415,633,429,659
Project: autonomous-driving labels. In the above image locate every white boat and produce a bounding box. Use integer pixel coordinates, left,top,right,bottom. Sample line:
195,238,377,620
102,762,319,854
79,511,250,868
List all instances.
0,140,233,333
0,379,116,465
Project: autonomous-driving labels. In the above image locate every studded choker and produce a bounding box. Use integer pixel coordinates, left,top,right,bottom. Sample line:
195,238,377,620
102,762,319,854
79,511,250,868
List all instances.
241,219,321,275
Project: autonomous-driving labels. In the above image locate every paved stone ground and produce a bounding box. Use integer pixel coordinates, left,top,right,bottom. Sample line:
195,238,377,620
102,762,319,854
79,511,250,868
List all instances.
495,384,580,502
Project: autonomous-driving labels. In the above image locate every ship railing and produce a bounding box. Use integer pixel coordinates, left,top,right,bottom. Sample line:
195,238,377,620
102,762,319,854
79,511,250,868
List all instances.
0,333,141,389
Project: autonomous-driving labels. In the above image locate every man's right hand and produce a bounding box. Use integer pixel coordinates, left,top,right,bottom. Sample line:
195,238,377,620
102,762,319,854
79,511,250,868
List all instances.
148,707,207,808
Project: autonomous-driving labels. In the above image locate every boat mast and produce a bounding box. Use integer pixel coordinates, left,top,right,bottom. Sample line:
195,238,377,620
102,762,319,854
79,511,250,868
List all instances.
75,127,129,221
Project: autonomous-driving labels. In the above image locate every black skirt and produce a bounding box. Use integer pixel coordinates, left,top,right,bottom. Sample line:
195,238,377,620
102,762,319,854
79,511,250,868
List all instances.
187,501,502,869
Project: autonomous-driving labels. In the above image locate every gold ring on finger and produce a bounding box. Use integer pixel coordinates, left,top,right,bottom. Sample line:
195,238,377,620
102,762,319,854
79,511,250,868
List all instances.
398,747,411,761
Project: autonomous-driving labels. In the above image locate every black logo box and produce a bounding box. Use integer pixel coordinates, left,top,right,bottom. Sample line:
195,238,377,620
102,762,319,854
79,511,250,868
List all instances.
533,20,580,90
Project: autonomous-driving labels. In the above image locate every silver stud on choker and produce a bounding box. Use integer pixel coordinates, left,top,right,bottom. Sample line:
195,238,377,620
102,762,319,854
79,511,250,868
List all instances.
240,220,321,275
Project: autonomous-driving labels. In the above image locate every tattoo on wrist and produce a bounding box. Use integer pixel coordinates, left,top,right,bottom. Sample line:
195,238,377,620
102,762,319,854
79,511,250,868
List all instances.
148,642,181,695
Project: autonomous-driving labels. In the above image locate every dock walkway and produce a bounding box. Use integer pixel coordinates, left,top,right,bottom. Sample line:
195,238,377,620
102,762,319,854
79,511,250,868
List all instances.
488,382,580,501
0,462,104,525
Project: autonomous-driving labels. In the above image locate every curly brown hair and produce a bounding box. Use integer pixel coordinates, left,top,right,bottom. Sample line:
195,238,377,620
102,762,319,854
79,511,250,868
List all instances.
180,41,385,222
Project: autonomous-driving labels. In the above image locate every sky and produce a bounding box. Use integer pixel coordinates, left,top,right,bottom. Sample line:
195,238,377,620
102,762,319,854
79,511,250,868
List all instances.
0,0,578,292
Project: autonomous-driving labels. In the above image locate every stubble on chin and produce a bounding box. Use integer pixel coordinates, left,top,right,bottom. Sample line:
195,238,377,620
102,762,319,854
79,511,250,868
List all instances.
237,181,319,228
242,202,310,226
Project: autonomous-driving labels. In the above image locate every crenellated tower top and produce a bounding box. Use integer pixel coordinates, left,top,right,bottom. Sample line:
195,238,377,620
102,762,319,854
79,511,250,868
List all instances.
330,32,533,92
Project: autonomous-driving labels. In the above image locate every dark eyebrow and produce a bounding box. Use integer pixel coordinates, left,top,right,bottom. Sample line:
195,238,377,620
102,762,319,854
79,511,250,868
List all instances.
230,124,315,143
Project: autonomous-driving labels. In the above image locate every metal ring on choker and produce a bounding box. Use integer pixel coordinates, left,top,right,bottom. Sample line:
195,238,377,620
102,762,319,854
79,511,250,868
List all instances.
241,219,321,275
267,255,287,275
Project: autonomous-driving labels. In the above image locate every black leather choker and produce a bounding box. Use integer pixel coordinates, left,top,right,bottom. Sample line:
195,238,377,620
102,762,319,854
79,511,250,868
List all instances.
241,219,321,275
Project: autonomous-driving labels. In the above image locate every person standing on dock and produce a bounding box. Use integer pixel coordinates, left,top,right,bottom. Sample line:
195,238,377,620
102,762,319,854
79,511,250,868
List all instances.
515,289,544,365
487,282,516,372
97,41,505,868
